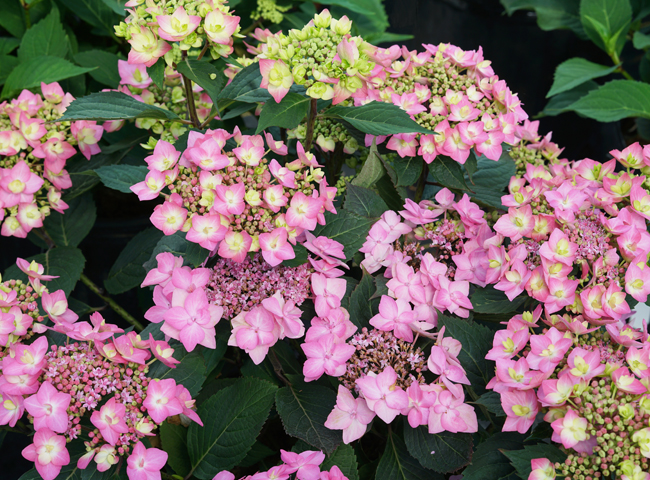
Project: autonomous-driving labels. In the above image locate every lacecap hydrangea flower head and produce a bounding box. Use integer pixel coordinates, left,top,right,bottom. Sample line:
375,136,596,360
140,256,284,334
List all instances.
489,141,650,323
114,0,241,67
106,60,214,147
0,83,103,238
295,193,496,444
487,307,650,480
0,260,198,480
131,128,337,265
357,42,528,165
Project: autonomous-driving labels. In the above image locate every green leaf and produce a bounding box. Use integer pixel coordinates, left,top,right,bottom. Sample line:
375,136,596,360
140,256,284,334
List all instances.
5,246,85,296
313,211,375,261
0,55,21,86
101,0,127,15
542,81,599,117
160,422,192,477
0,37,20,55
148,58,165,90
461,432,525,480
61,0,120,35
0,0,25,38
389,156,423,187
275,381,342,454
467,149,516,209
351,143,385,189
324,101,430,136
95,164,148,193
438,313,494,393
580,0,632,56
474,391,506,417
501,0,586,38
634,30,650,49
187,377,278,479
43,193,97,247
219,63,271,103
256,92,310,133
104,227,163,295
428,156,470,191
343,184,388,218
347,273,377,329
148,350,207,397
464,152,478,184
403,426,473,474
502,444,567,480
569,79,650,121
547,57,618,97
377,433,443,480
471,285,526,314
74,50,121,88
144,231,210,271
58,91,180,122
322,444,360,480
1,56,94,99
18,8,68,62
177,59,226,116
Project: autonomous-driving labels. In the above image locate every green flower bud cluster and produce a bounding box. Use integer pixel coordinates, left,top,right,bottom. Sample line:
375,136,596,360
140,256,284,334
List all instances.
251,0,290,24
335,175,355,197
258,10,375,95
509,134,564,178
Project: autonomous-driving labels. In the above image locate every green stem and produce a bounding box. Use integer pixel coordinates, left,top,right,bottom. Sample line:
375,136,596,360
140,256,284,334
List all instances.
182,73,201,129
24,5,31,29
611,52,634,80
304,98,318,151
79,274,144,332
240,19,262,37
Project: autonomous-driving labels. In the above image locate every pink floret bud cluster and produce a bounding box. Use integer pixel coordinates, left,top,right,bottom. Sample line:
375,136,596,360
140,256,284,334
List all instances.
486,308,650,480
361,189,498,326
490,141,650,322
212,448,350,480
0,83,103,238
356,43,528,164
104,60,214,145
131,128,337,265
114,0,241,67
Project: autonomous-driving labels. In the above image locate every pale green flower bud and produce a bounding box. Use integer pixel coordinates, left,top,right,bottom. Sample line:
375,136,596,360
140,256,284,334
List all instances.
313,9,332,28
330,16,352,35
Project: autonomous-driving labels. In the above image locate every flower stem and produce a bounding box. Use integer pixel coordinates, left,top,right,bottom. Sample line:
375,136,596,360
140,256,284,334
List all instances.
79,274,145,332
182,73,201,129
304,98,318,151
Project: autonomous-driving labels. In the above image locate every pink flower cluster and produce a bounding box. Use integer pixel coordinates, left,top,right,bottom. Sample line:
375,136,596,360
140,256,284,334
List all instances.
106,60,214,144
115,0,241,67
322,326,478,444
361,189,498,327
356,43,528,164
0,83,103,237
486,309,650,479
0,258,198,480
143,233,342,362
490,141,650,322
213,448,350,480
131,129,337,264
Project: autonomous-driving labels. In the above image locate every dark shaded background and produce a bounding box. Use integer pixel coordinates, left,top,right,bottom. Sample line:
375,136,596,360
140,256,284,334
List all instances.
0,1,634,477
